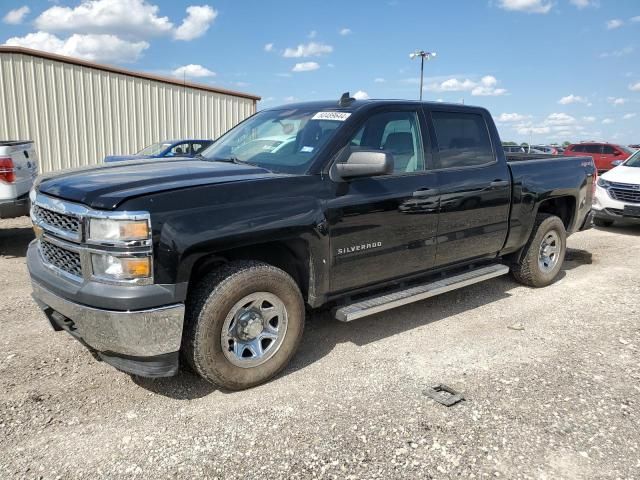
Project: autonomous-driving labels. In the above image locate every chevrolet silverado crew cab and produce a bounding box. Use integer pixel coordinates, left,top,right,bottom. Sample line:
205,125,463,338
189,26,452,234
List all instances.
27,96,596,390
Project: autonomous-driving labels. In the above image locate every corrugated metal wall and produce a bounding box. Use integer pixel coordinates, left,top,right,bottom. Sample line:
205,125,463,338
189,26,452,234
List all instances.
0,51,257,173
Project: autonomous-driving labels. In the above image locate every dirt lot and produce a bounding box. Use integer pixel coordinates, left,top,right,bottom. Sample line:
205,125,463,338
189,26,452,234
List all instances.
1,216,639,479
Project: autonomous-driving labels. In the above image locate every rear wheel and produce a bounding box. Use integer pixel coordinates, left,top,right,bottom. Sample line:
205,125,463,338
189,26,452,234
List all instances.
593,217,613,228
512,214,567,288
183,261,305,390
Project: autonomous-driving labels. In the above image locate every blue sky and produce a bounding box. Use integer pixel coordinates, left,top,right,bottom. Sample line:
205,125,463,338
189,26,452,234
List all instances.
2,0,640,144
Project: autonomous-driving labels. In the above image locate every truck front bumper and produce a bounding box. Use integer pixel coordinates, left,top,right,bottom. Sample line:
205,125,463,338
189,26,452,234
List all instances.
28,242,186,377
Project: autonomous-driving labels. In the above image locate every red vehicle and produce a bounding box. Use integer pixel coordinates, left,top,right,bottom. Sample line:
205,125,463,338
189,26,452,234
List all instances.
564,142,634,172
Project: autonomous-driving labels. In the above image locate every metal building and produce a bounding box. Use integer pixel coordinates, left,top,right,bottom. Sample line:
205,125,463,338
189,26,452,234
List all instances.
0,46,260,173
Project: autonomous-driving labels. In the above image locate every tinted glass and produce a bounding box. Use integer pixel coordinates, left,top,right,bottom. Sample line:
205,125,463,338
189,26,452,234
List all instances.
602,145,615,155
572,145,584,152
431,112,494,169
348,111,425,174
584,145,601,154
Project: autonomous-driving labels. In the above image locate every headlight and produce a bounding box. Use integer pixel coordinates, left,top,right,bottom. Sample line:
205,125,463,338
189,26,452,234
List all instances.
597,178,610,188
91,253,151,281
89,217,150,243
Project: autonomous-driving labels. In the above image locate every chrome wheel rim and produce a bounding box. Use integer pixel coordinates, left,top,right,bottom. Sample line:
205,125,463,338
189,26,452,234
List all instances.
538,230,561,273
221,292,288,368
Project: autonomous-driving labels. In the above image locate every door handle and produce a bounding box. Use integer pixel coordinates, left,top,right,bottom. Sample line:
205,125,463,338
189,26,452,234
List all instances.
489,180,509,188
413,188,439,197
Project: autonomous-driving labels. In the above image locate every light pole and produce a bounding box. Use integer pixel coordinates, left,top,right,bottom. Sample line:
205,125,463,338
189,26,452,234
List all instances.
409,50,436,101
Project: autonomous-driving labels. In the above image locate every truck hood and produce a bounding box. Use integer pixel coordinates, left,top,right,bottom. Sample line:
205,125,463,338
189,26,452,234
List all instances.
601,165,640,185
37,158,278,209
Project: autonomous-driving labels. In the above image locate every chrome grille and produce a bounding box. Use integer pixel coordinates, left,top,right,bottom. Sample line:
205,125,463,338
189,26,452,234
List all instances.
40,239,82,279
608,184,640,204
33,204,82,239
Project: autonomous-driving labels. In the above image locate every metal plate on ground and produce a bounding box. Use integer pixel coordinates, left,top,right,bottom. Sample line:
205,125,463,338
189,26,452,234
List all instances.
423,384,465,407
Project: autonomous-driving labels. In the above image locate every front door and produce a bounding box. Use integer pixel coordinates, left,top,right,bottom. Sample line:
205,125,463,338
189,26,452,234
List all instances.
427,109,511,267
327,108,440,293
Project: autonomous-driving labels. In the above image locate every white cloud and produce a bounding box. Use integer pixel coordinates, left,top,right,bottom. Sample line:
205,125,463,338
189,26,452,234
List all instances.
428,75,507,96
353,90,369,100
374,77,386,83
569,0,595,8
3,6,30,25
4,31,148,63
558,94,587,105
283,96,297,103
174,5,217,41
632,16,640,23
339,28,352,35
623,113,637,120
34,0,174,37
308,30,317,39
172,64,215,78
545,113,577,126
291,62,320,72
608,97,627,106
264,43,274,52
606,19,624,30
582,116,596,123
602,118,614,124
497,113,528,122
497,0,553,14
517,125,551,135
283,42,333,58
629,82,640,92
599,46,634,58
33,1,216,41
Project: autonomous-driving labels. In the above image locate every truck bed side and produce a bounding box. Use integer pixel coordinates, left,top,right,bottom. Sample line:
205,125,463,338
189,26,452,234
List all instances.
501,155,596,255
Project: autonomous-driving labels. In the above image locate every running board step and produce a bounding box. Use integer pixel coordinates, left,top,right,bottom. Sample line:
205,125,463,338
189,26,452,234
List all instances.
335,264,510,322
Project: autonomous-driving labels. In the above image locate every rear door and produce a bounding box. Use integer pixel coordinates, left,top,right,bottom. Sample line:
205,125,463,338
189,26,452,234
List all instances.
427,108,511,267
327,107,440,293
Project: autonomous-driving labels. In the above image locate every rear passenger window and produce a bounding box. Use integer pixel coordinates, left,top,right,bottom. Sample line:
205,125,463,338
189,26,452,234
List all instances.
431,112,494,169
585,145,601,154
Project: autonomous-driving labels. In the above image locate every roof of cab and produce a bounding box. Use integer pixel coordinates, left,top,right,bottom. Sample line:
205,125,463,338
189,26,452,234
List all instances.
266,98,484,113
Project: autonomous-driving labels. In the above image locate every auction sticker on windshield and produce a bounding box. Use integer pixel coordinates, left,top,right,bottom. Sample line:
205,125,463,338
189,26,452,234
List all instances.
312,112,352,121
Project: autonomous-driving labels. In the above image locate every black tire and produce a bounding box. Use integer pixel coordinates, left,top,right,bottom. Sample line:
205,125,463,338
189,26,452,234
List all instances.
183,261,305,390
593,217,613,228
511,214,567,288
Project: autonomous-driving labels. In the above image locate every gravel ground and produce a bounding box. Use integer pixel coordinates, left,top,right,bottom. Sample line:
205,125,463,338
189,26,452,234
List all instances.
1,216,639,479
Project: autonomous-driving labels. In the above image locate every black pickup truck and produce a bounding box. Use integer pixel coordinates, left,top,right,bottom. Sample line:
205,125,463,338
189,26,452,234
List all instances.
27,96,596,390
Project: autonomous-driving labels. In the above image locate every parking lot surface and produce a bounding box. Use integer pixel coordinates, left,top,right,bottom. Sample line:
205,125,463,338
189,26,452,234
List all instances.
1,216,639,479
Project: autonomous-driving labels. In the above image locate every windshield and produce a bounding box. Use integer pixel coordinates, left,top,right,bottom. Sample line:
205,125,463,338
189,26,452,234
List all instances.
625,150,640,167
620,145,636,155
201,108,347,173
138,142,171,156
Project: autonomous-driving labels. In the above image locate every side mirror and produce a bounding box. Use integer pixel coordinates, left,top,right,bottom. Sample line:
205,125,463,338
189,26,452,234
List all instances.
613,150,622,156
611,160,624,167
334,150,393,180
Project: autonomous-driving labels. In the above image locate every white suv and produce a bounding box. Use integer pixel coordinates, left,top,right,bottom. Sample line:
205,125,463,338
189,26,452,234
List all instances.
593,151,640,226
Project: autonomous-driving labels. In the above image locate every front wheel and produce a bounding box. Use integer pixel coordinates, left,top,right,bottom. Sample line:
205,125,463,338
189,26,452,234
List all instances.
512,214,567,288
183,261,305,390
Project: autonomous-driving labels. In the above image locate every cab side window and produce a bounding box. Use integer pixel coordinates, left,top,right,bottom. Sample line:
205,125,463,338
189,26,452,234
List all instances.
167,142,191,156
347,111,425,174
431,111,495,169
602,145,615,155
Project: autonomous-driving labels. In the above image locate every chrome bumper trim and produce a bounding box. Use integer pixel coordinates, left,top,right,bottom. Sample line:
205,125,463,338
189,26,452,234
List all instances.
32,281,184,357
